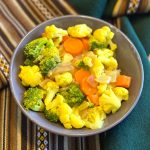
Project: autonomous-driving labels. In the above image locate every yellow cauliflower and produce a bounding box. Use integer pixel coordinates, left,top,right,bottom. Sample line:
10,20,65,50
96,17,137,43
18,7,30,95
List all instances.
59,101,85,129
82,107,105,129
46,94,63,111
43,81,59,109
67,24,92,38
93,26,114,43
18,65,43,87
97,83,107,95
55,72,73,87
113,87,129,101
62,53,73,64
109,40,117,51
59,102,72,128
91,57,104,79
70,114,85,128
83,56,93,67
99,89,121,114
42,25,68,39
94,48,114,57
98,56,118,71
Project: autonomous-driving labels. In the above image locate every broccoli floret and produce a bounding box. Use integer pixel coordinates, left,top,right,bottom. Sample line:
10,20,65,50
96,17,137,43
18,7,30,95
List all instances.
39,57,58,75
36,40,60,75
60,83,85,107
40,47,60,63
44,108,59,122
24,37,60,75
24,37,48,60
23,87,45,111
24,58,34,66
90,41,107,51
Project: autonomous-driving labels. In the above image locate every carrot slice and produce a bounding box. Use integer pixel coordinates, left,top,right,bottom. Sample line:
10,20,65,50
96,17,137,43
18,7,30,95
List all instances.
81,38,89,51
115,75,131,88
87,93,99,106
63,37,84,56
81,77,98,95
74,69,90,84
62,35,69,43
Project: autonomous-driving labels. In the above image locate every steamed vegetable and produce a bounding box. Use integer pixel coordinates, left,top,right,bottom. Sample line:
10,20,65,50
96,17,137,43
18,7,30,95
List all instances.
43,81,59,110
23,87,45,111
18,65,43,87
93,26,114,43
44,94,64,122
55,72,73,87
113,87,129,101
64,37,84,56
60,83,85,107
81,106,106,129
67,24,92,38
42,25,68,39
115,75,131,88
24,37,48,65
74,69,90,84
39,57,58,75
99,89,121,114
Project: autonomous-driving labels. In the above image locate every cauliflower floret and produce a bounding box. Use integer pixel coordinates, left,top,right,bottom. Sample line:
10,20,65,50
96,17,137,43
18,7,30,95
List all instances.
83,56,93,67
67,24,92,38
99,89,121,114
43,81,59,109
97,83,107,95
59,102,72,114
109,40,117,51
70,114,85,128
18,65,43,87
46,94,64,110
93,26,114,43
62,53,73,64
113,87,129,101
94,48,114,57
55,72,73,87
59,101,85,129
82,107,105,129
59,103,72,129
42,25,68,39
60,114,72,129
91,57,104,79
98,57,118,71
96,106,106,120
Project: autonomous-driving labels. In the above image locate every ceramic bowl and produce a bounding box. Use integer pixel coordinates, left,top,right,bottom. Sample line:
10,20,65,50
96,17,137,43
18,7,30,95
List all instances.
10,15,144,136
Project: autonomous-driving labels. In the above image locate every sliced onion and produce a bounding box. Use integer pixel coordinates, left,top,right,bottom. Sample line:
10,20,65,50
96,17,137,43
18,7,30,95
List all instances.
105,70,120,82
87,75,98,88
39,78,51,89
95,75,111,84
52,63,74,75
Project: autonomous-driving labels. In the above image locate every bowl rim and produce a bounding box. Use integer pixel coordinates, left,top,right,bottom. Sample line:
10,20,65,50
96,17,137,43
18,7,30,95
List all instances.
9,15,144,137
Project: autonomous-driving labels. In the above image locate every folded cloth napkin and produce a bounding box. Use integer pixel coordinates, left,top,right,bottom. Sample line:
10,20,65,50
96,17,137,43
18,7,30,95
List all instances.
0,0,150,149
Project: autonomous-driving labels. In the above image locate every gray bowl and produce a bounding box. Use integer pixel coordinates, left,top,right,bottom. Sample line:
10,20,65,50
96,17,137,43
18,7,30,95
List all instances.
10,15,144,137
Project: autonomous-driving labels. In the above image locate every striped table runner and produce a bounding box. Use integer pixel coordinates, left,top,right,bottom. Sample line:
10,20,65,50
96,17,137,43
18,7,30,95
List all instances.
0,0,104,149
